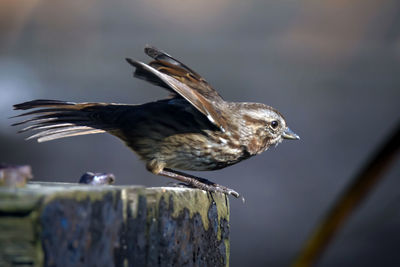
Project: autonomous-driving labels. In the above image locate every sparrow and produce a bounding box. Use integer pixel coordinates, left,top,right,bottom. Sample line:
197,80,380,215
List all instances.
12,46,299,198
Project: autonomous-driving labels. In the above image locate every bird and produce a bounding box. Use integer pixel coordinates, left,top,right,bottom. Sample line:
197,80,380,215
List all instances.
12,45,299,198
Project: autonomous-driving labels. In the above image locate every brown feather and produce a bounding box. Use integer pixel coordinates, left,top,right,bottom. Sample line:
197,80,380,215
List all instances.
12,100,116,142
126,57,227,131
149,60,222,100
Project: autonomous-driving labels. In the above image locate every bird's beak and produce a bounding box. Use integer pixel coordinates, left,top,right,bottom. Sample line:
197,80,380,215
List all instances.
282,127,300,140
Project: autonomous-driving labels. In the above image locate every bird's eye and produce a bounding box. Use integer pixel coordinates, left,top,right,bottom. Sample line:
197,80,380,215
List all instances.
270,120,279,129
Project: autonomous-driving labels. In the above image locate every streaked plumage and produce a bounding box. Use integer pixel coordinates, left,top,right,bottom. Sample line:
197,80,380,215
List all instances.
12,46,299,198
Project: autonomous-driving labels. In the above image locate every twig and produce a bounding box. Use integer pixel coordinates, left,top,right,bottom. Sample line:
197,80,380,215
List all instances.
293,121,400,267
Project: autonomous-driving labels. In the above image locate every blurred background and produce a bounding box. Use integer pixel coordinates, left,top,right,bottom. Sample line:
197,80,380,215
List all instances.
1,0,400,266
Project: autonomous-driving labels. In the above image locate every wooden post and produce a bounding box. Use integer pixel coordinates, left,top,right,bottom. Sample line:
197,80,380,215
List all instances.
0,182,230,267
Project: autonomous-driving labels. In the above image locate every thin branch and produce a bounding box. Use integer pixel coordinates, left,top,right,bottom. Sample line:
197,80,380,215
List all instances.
293,121,400,267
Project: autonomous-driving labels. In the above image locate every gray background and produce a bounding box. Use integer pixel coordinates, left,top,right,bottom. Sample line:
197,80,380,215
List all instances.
1,0,400,266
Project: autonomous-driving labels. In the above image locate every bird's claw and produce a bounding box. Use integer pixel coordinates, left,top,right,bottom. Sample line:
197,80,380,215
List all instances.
213,184,244,202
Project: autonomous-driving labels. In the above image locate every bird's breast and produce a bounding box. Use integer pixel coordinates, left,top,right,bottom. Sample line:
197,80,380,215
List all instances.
158,131,248,171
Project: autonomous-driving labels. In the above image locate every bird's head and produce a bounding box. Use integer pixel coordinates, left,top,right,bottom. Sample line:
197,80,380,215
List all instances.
238,103,299,154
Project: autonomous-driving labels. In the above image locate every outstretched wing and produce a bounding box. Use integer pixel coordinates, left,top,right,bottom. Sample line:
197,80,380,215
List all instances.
144,46,222,100
126,46,227,131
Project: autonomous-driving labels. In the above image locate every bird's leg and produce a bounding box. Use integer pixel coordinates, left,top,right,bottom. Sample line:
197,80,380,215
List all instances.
158,168,241,199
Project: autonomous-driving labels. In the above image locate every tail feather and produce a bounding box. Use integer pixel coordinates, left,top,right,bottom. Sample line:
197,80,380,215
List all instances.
11,117,59,127
18,122,76,133
11,108,77,119
34,129,105,143
13,100,76,110
26,126,94,139
12,99,115,142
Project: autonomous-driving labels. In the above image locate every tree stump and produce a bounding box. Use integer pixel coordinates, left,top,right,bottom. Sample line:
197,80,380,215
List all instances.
0,182,230,267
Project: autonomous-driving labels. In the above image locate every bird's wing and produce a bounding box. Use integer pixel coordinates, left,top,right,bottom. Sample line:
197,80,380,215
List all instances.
126,46,227,131
144,46,222,101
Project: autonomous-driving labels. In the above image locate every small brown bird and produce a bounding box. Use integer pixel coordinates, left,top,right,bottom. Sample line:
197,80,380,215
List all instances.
12,46,299,198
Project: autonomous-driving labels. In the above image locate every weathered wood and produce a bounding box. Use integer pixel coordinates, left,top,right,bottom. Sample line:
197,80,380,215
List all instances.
0,182,230,267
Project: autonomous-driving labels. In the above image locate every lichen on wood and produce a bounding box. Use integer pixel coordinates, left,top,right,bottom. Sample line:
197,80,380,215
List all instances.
0,182,230,267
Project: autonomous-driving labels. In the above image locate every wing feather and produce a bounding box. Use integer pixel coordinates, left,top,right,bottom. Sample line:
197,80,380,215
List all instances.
126,58,227,131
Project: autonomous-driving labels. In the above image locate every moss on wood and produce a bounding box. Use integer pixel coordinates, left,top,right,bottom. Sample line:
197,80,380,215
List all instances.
0,182,230,267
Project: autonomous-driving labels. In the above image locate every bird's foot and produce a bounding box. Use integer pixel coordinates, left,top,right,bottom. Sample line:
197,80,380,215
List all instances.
159,168,244,201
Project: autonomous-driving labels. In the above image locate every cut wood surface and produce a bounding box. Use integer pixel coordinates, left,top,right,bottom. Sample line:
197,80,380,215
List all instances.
0,182,230,267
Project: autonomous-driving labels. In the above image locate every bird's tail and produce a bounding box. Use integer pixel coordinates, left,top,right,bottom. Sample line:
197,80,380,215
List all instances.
12,99,128,142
